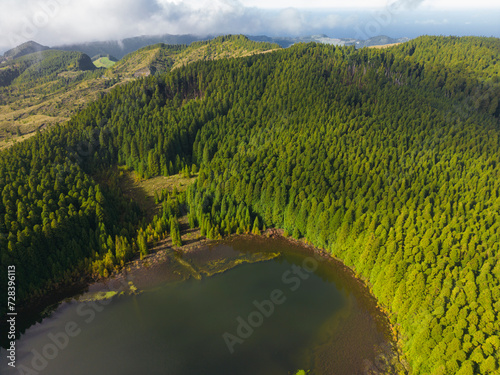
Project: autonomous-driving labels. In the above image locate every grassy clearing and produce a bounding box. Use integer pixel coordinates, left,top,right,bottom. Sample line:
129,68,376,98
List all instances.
129,170,197,195
171,43,278,70
0,75,122,150
115,166,197,218
368,43,402,49
0,131,39,150
93,57,116,69
107,48,160,78
0,113,66,149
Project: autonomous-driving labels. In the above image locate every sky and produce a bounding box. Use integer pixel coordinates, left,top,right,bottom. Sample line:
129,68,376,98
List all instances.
0,0,499,53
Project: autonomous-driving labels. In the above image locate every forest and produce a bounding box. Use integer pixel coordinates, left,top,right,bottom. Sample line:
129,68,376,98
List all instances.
0,35,499,374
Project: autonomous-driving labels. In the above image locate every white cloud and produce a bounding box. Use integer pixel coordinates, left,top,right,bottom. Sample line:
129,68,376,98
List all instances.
243,0,499,9
415,18,449,25
0,0,354,51
0,0,498,53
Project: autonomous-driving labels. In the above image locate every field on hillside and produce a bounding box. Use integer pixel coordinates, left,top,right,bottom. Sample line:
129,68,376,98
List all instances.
114,167,198,219
368,43,402,49
93,57,116,68
0,75,122,148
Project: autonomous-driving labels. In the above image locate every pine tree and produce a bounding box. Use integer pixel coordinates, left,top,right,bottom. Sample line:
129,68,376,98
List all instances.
170,216,182,247
137,231,148,260
252,217,260,235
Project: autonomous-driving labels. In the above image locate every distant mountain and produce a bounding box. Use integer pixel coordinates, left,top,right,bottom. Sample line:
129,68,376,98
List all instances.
0,49,95,88
356,35,410,48
248,34,410,48
53,33,410,59
2,41,50,60
248,34,356,48
55,34,205,60
91,54,119,62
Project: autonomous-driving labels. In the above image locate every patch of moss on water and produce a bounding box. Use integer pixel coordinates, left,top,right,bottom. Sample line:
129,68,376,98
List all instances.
165,247,280,281
173,256,202,280
195,252,280,278
128,281,138,294
77,281,142,302
77,290,119,302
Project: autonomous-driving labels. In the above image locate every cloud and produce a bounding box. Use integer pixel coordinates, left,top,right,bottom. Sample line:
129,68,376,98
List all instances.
393,0,426,10
0,0,356,52
0,0,498,53
414,18,449,25
1,0,165,50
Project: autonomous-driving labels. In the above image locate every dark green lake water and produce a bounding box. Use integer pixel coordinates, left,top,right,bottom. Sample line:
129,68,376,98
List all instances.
1,236,395,375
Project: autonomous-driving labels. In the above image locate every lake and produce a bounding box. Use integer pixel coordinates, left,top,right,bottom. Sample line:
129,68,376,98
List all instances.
0,236,396,375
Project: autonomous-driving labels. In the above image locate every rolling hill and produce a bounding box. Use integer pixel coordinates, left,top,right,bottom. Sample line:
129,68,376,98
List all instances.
0,35,280,149
107,35,279,79
55,34,204,59
0,49,100,148
53,32,410,56
2,41,50,60
249,34,410,48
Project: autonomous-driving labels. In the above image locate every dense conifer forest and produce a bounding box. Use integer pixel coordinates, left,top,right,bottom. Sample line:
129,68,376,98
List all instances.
1,35,499,374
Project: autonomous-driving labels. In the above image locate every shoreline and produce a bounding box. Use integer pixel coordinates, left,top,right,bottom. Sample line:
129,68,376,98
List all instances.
6,227,408,372
103,227,407,369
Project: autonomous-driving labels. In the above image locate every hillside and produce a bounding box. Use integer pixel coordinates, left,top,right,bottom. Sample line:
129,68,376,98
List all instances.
108,35,279,78
0,35,499,374
106,43,187,78
0,49,101,148
15,50,95,84
358,35,410,47
0,49,94,88
170,35,279,69
2,41,50,60
0,35,279,149
53,33,409,55
55,34,203,59
249,34,409,48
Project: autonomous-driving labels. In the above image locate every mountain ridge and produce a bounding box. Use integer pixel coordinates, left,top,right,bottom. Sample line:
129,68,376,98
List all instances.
48,33,410,59
0,35,280,149
2,41,50,60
